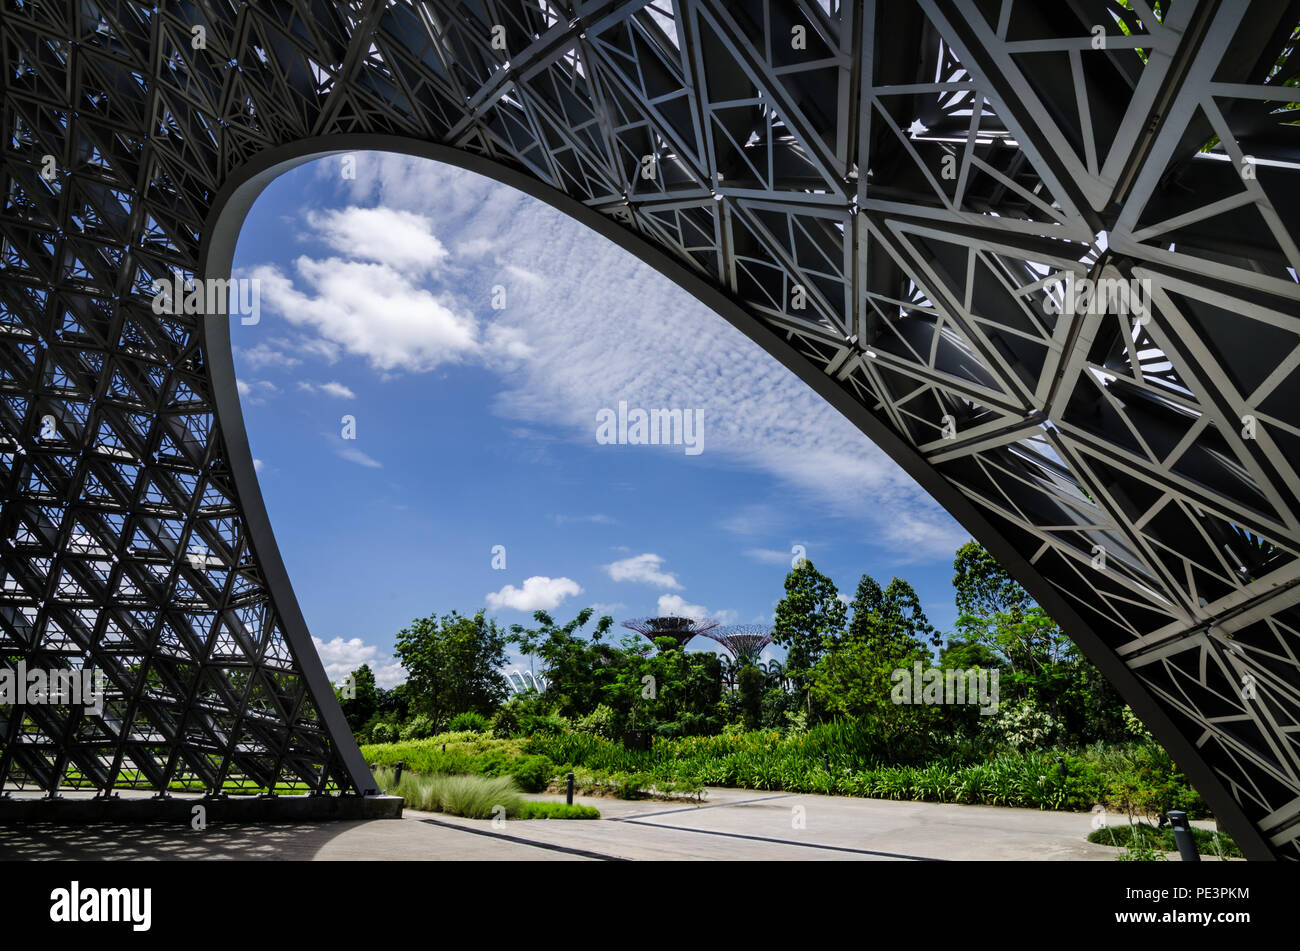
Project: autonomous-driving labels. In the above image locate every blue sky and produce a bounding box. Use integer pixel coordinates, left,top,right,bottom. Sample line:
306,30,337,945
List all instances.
229,152,974,688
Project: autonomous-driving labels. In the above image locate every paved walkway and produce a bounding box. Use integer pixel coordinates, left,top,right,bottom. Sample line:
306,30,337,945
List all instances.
0,786,1202,861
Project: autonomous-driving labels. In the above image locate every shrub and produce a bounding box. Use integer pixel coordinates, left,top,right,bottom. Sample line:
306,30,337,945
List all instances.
490,704,520,738
368,722,400,744
517,801,600,819
448,711,491,733
525,713,570,736
490,694,554,738
433,774,521,819
575,704,616,739
378,768,522,818
506,753,555,793
1087,822,1240,858
400,714,440,741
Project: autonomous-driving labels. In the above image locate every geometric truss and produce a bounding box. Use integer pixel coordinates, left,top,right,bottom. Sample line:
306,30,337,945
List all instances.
1,2,1298,858
621,615,721,650
701,624,775,662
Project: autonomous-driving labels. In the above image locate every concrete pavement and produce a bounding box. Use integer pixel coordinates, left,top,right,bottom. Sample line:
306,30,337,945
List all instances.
0,786,1182,860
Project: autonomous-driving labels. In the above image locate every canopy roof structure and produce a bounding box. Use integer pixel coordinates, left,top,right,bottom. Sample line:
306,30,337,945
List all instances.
2,1,1299,857
621,616,720,650
702,625,775,662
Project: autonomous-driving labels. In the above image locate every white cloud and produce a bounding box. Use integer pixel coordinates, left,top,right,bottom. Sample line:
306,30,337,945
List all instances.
456,236,497,258
605,553,682,590
253,458,265,473
484,322,534,364
744,547,796,565
308,206,449,276
313,635,406,689
504,263,545,285
486,576,582,612
337,446,382,468
655,593,734,624
298,380,356,399
238,340,301,370
587,601,626,616
236,378,277,405
320,381,355,399
554,513,617,525
279,153,967,560
252,258,479,373
718,504,783,537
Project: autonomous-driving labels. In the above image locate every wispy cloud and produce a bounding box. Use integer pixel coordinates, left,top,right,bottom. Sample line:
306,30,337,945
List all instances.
554,513,617,526
298,380,356,399
336,445,382,468
718,504,784,537
238,340,301,370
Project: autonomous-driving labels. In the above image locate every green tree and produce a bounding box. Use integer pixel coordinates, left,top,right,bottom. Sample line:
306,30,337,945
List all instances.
335,663,378,732
506,608,614,718
772,559,846,719
393,609,509,726
737,663,765,731
953,540,1031,623
847,574,941,651
811,572,941,757
948,542,1129,745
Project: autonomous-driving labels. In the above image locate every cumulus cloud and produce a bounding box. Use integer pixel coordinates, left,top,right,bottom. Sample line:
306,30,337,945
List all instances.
605,553,682,589
251,258,478,373
313,635,405,689
486,576,582,612
656,593,734,624
308,206,450,276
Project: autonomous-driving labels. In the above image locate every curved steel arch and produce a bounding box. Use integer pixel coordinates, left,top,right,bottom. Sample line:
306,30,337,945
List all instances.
2,1,1300,858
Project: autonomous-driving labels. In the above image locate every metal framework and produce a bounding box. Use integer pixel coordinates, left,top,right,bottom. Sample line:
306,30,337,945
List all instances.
702,624,774,663
1,0,1298,857
621,615,720,649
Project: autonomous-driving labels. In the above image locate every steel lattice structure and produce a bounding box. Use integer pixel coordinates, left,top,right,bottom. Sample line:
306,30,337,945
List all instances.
621,615,720,649
701,624,774,662
1,0,1299,856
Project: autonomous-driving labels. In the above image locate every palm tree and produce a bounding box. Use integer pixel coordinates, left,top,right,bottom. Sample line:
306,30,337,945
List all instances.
761,659,789,691
718,654,737,692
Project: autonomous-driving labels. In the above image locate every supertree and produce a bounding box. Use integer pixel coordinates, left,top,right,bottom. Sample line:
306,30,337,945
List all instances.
702,625,775,665
621,616,719,651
